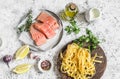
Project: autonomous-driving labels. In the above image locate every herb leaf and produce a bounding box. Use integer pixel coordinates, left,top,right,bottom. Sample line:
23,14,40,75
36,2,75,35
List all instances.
73,28,100,52
18,10,33,33
65,19,80,34
65,26,73,34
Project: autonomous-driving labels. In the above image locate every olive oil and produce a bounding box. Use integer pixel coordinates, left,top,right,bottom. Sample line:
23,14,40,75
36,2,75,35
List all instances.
60,3,78,20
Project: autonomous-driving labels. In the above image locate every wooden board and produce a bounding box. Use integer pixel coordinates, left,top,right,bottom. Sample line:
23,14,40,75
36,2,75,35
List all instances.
57,43,107,79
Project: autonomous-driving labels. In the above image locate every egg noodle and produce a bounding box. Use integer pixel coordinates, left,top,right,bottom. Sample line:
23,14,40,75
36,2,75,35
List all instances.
60,43,102,79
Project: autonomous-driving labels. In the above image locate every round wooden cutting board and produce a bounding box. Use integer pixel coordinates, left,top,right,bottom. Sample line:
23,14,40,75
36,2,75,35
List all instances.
57,43,107,79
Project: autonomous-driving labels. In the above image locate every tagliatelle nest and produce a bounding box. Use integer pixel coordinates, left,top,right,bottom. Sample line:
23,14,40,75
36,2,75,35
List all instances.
60,43,102,79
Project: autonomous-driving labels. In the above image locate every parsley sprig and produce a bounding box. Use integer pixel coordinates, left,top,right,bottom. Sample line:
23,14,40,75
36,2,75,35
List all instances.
73,28,100,52
65,19,80,34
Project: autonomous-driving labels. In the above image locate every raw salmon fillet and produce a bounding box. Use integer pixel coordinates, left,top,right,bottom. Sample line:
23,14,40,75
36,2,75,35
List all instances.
51,22,59,30
36,11,59,30
34,22,56,39
30,24,47,46
36,12,55,23
36,11,50,22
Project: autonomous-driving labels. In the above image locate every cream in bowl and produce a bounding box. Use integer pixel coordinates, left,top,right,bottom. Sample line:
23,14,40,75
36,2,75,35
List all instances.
85,8,101,22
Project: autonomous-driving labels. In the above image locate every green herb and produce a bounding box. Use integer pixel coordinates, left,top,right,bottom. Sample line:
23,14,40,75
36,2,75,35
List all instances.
18,10,32,33
73,28,100,52
65,26,72,34
65,19,80,34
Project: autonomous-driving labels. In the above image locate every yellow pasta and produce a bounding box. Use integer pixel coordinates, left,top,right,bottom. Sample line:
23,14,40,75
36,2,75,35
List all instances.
60,43,102,79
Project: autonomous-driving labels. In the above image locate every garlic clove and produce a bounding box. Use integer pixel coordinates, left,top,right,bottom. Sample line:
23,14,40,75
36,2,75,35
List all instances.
28,52,40,60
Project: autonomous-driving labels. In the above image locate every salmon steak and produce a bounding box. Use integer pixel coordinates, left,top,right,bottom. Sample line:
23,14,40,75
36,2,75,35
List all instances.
51,22,59,30
36,11,59,30
29,11,60,46
30,24,47,46
34,22,56,39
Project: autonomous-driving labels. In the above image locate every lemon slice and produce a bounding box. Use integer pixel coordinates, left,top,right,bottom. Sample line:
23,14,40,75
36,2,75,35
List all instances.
13,64,31,74
15,45,29,60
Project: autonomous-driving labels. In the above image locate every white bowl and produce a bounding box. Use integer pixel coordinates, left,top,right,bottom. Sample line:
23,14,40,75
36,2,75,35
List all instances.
85,8,101,22
37,59,51,73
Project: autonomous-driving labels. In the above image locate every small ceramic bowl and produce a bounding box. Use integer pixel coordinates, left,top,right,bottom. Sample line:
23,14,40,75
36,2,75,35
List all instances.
38,59,51,73
85,8,101,22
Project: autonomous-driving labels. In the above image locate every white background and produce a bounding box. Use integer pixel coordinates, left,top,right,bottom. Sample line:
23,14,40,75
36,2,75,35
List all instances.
0,0,120,79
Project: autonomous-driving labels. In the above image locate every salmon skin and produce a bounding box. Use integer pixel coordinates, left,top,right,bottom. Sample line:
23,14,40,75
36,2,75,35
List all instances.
30,24,46,46
34,22,56,39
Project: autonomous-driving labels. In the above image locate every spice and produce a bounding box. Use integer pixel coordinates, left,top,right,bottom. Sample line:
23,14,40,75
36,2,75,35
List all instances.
41,60,51,70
